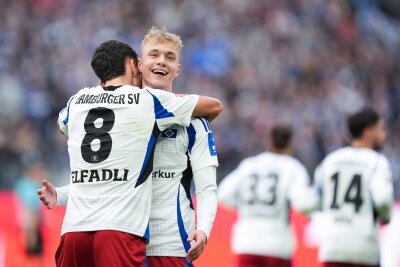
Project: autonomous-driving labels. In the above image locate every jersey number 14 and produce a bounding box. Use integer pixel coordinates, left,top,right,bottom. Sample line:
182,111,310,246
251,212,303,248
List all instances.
330,172,363,213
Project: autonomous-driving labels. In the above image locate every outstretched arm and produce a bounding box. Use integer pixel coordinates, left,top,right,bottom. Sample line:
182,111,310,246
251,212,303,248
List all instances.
192,96,223,122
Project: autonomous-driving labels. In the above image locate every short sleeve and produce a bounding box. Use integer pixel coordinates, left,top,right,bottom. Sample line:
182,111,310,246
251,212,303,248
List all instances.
370,155,394,208
58,95,76,136
146,88,199,131
187,117,218,172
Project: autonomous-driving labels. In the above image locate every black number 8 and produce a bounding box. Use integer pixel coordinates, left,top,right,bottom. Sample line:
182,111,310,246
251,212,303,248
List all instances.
81,107,115,163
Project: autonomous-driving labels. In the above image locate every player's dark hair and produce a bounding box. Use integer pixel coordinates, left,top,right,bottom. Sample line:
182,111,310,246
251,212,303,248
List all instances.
91,40,138,82
270,124,292,150
347,107,380,139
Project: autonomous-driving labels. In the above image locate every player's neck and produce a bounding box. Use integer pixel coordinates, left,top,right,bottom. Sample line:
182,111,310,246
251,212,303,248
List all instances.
351,139,373,149
270,147,291,155
143,82,173,92
104,76,131,87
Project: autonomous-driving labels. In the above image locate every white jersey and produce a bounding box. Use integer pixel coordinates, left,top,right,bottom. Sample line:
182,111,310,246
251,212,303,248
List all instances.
57,85,198,238
218,152,313,259
147,117,218,257
314,147,394,265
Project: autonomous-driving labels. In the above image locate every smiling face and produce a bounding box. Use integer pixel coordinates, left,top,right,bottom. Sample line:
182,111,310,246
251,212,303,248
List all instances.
139,39,181,91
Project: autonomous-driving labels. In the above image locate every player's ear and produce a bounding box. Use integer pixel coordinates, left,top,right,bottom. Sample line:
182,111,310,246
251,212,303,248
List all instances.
175,63,180,78
126,59,134,75
138,58,143,72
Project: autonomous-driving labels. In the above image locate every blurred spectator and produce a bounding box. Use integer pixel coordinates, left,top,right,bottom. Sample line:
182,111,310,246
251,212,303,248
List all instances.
14,153,46,256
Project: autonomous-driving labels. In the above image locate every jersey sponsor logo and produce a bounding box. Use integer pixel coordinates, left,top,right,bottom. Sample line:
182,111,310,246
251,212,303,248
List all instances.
207,132,217,156
152,170,176,179
75,93,140,105
161,128,177,138
71,169,129,183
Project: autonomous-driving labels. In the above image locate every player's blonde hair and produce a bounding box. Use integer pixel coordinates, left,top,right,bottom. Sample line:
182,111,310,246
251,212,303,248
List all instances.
141,26,183,55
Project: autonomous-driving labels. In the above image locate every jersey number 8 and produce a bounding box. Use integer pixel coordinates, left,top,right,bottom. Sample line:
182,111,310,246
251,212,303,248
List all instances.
81,107,115,163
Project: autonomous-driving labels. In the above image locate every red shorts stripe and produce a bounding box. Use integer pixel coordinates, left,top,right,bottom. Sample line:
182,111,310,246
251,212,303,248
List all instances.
323,262,379,267
146,256,194,267
56,230,146,267
237,254,291,267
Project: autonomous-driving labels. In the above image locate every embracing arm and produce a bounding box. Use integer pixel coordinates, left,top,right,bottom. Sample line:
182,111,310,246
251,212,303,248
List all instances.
192,96,223,122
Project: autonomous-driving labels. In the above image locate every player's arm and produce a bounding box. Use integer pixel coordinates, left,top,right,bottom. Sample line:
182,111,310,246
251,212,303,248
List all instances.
185,118,218,262
57,95,76,136
370,156,394,224
311,164,324,211
218,164,243,209
147,89,222,131
37,180,70,209
288,163,320,216
192,96,223,122
186,166,217,262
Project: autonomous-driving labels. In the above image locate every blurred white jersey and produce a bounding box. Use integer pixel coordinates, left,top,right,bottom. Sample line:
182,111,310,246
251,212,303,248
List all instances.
57,85,198,239
218,152,312,259
314,147,394,265
147,117,218,257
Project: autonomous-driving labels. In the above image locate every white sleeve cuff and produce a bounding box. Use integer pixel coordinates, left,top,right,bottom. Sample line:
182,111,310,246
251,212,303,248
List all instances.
55,185,70,206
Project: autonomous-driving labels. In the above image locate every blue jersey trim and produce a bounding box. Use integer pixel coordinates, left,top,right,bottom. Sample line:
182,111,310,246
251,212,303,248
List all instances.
144,256,148,267
184,258,193,267
197,117,209,132
135,123,160,187
186,124,197,153
207,132,217,156
143,223,150,241
177,186,192,253
62,96,75,125
147,89,175,119
205,118,211,131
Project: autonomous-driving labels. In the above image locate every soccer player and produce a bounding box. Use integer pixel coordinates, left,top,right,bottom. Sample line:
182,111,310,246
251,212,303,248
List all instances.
138,27,219,267
314,107,394,267
45,40,222,267
218,124,316,267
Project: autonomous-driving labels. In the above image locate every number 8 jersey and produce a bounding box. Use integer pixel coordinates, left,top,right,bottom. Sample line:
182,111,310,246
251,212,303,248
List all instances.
314,147,394,265
57,85,199,239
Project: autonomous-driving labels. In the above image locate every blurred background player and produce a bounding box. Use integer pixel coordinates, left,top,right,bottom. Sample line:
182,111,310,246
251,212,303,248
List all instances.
218,124,316,267
49,40,222,267
314,107,394,267
39,27,221,267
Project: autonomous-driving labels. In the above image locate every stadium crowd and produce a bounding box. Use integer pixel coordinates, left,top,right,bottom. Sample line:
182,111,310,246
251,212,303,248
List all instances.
0,0,399,197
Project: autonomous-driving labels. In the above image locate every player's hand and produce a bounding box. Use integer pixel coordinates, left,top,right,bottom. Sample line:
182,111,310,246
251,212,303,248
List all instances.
37,179,57,209
186,229,207,262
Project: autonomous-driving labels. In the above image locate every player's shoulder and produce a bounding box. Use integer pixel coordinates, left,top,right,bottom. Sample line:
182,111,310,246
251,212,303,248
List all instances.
74,86,93,95
285,155,307,171
144,86,172,96
323,147,352,162
239,152,269,167
189,116,212,133
271,152,307,172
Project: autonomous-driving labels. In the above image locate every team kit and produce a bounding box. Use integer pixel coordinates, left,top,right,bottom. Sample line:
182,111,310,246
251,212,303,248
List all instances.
37,27,394,267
